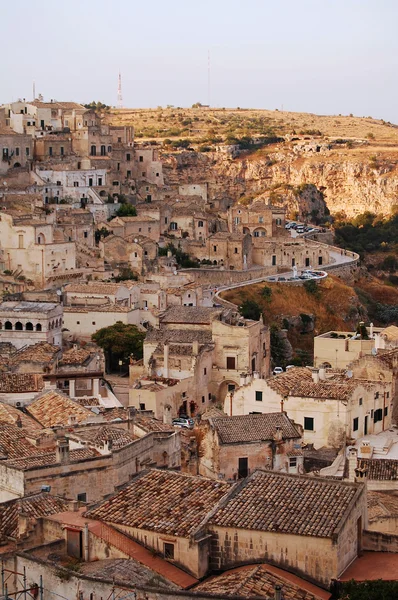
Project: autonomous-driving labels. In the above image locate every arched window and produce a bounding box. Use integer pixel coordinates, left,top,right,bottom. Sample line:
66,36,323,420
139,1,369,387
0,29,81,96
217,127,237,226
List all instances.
90,145,96,156
100,145,106,156
4,322,12,330
15,322,23,331
26,322,33,331
36,323,42,332
37,233,46,244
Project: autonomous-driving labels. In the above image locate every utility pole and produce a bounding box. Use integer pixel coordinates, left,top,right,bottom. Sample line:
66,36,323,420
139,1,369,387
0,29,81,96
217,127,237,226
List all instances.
207,50,211,107
117,71,123,109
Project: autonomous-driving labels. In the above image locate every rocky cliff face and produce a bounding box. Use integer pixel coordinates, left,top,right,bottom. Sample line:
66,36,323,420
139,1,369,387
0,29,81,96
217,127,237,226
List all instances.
162,146,398,217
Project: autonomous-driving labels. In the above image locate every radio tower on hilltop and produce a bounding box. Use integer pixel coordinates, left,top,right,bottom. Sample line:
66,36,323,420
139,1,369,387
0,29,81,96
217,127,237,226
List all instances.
117,71,123,109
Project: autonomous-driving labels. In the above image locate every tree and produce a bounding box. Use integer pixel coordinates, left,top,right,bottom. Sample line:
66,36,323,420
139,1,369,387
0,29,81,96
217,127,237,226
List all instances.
261,286,272,302
238,300,261,321
115,204,137,217
92,321,145,372
95,227,111,244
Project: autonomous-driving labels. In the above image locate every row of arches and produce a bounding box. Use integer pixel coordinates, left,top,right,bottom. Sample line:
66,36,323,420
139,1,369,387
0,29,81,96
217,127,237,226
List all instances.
1,321,42,331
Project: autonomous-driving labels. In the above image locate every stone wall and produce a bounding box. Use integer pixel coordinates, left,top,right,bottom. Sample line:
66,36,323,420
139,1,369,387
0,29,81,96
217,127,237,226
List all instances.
181,266,277,285
363,529,398,552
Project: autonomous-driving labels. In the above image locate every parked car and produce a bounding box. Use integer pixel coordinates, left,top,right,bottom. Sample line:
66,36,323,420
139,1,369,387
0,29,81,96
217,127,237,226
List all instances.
273,367,283,375
172,417,194,429
285,365,295,370
296,226,305,234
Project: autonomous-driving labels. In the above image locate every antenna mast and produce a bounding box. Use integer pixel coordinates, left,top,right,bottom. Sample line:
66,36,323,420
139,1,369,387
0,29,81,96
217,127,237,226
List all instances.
117,72,123,109
207,50,211,107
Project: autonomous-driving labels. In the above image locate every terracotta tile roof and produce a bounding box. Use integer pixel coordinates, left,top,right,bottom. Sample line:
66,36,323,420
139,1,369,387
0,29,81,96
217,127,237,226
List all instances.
211,470,362,538
380,325,398,342
4,447,100,470
64,305,130,313
0,301,59,313
0,493,69,540
79,558,177,590
357,458,398,480
146,328,213,344
59,347,91,365
27,391,92,428
160,306,222,325
86,469,230,537
100,407,130,422
266,368,313,396
10,342,60,365
194,564,330,600
65,283,127,295
30,101,85,110
0,402,42,434
373,348,398,369
133,415,174,433
0,373,44,393
211,413,301,444
0,422,40,459
368,491,398,521
71,426,136,449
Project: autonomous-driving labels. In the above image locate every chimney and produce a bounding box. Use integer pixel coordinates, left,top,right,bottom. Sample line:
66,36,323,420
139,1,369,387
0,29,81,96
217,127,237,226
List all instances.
240,373,246,386
274,585,282,600
274,426,283,442
16,415,22,428
319,367,326,380
192,340,199,356
312,369,320,384
56,437,70,464
347,447,358,482
370,322,374,337
163,343,169,378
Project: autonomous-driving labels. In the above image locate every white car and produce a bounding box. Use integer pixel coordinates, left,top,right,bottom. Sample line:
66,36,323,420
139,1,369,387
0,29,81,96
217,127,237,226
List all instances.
273,367,283,375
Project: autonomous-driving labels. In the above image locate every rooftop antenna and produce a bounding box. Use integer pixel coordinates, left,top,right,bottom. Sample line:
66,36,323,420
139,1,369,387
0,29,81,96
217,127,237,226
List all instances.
117,71,123,109
33,81,36,101
207,50,211,107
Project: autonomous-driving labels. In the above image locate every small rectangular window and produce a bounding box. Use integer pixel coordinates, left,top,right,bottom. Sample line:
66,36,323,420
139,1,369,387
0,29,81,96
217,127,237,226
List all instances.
304,417,314,431
204,368,207,375
15,147,20,156
139,156,143,162
255,391,263,402
289,457,297,468
234,247,238,254
49,147,53,156
375,392,379,400
202,396,205,403
272,255,276,266
353,417,359,431
26,147,30,156
77,493,87,502
164,543,174,559
208,393,212,400
384,406,388,417
226,356,236,370
359,398,363,406
126,153,131,161
213,245,217,252
60,146,64,156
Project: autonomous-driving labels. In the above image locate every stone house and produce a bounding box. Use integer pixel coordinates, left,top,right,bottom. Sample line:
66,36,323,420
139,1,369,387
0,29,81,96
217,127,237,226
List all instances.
63,305,140,339
228,201,287,238
131,307,270,418
0,127,33,174
86,469,231,579
34,135,72,160
229,367,393,449
55,209,95,247
64,282,132,306
204,232,253,270
100,234,157,275
109,216,160,242
197,412,303,480
0,301,63,349
207,470,366,587
252,238,330,269
0,212,76,285
133,147,164,187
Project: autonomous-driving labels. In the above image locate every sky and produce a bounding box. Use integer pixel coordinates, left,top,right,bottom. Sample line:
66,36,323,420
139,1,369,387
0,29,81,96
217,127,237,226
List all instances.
1,0,398,122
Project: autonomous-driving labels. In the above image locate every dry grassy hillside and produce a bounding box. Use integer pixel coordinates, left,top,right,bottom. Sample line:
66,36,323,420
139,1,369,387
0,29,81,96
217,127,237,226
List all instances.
106,106,398,144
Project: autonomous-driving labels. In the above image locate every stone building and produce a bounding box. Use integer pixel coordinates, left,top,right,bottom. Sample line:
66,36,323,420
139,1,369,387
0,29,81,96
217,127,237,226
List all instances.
0,126,33,174
208,470,366,587
100,234,157,275
228,201,287,238
0,301,63,349
109,216,161,242
197,412,303,480
252,238,330,269
229,367,393,448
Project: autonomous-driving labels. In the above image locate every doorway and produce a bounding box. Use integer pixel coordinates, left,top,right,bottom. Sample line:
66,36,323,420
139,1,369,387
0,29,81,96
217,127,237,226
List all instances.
238,457,248,479
364,416,368,436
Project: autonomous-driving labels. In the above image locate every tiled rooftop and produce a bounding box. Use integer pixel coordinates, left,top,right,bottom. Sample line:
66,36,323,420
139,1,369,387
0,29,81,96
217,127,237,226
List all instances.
80,558,177,590
211,413,301,444
10,342,60,365
267,367,313,396
145,328,213,344
0,422,39,459
133,415,174,433
357,458,398,480
71,426,136,449
65,283,127,295
0,402,42,434
86,469,230,537
160,306,222,325
27,391,92,428
0,301,59,313
211,470,362,538
194,564,330,600
64,305,131,313
4,447,100,470
368,491,398,521
59,347,91,365
0,373,44,393
0,493,69,540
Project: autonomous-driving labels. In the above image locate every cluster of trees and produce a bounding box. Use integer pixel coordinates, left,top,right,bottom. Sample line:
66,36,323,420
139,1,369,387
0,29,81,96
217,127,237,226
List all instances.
158,244,199,268
115,204,137,217
84,101,110,111
334,211,398,256
92,321,145,373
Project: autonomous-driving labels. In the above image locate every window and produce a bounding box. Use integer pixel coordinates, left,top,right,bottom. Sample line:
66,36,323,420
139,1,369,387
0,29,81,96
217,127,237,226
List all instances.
318,256,323,266
359,397,363,406
198,220,204,227
36,323,42,331
255,391,263,402
15,147,20,157
204,368,207,375
305,257,310,267
142,172,146,177
374,408,383,423
90,145,96,156
117,163,120,171
258,216,264,223
98,177,102,186
208,393,212,400
156,172,159,177
276,218,282,225
2,148,8,158
118,137,122,143
387,392,390,399
113,181,119,186
234,217,240,225
139,403,146,410
164,543,174,559
375,392,379,400
60,146,64,156
18,234,24,249
353,417,359,431
92,322,96,325
127,171,131,178
77,493,87,502
254,231,259,237
202,396,205,403
213,245,217,252
226,356,236,370
126,153,131,161
234,247,238,254
170,222,178,230
26,147,30,156
108,145,112,153
15,322,23,331
238,457,248,479
228,384,236,392
73,182,79,187
289,457,297,468
139,156,143,162
304,417,314,431
100,145,106,156
272,255,276,266
4,322,12,330
26,322,33,331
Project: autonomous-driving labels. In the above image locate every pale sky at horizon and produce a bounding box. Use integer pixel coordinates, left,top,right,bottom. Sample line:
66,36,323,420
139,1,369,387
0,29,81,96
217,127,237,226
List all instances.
2,0,397,122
